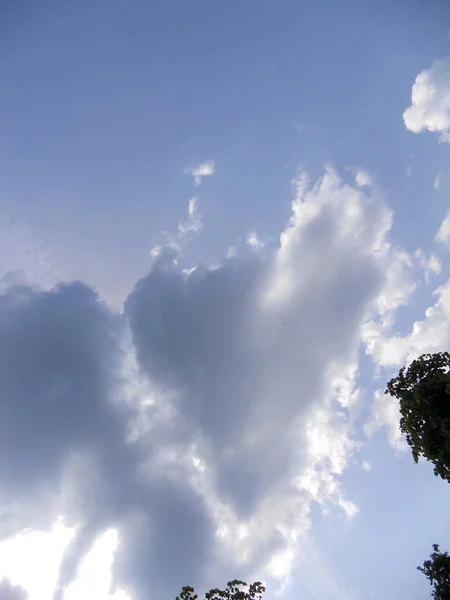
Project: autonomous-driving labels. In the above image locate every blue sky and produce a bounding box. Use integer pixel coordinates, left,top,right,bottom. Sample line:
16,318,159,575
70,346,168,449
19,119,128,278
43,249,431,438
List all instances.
1,2,450,600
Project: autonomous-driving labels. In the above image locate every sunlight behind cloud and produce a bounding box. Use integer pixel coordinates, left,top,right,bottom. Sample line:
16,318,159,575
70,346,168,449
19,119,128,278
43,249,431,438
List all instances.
64,530,129,600
0,521,74,600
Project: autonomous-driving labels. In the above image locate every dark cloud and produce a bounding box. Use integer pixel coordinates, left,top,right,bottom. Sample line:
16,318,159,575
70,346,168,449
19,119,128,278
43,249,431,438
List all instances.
0,279,213,600
0,282,126,512
114,479,213,600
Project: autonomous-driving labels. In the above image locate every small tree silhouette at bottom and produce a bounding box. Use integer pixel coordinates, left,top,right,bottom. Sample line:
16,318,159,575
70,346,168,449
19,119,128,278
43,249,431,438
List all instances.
176,580,266,600
418,545,450,600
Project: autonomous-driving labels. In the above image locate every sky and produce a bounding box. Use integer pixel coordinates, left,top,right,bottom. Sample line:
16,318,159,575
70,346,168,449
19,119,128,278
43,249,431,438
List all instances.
1,1,450,600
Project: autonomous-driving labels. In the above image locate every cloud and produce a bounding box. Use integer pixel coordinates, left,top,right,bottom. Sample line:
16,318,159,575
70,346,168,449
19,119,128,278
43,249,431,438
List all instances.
178,197,202,235
185,161,215,187
363,278,450,369
0,217,63,292
0,282,128,506
246,230,265,251
63,529,128,600
414,248,442,282
0,167,422,600
0,279,213,600
125,166,406,586
436,210,450,246
403,56,450,141
362,270,450,450
354,169,372,188
0,581,27,600
434,173,442,190
364,389,406,452
0,522,74,600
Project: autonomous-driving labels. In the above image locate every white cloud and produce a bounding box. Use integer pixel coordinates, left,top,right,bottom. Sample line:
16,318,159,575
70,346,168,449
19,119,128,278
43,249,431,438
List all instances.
403,56,450,141
178,197,202,235
0,521,74,600
185,160,215,186
427,254,442,274
436,210,450,246
64,530,129,600
354,169,372,188
364,389,406,452
434,172,442,189
363,278,450,369
246,230,265,251
414,248,442,282
361,460,372,472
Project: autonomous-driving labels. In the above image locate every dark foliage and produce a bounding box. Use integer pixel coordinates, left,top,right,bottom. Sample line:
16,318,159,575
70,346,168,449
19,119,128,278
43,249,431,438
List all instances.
418,545,450,600
386,352,450,481
176,580,266,600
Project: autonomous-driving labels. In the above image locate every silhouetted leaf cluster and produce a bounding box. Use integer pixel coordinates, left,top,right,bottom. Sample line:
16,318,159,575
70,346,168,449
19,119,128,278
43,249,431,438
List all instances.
386,351,450,481
419,545,450,600
176,580,265,600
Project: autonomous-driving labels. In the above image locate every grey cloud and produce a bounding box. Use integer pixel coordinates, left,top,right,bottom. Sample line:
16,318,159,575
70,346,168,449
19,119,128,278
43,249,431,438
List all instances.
0,282,126,511
0,279,213,600
0,580,27,600
125,187,384,520
0,169,396,600
114,479,213,600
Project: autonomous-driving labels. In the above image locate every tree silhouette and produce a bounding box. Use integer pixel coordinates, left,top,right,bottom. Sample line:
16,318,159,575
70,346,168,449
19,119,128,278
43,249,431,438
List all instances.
418,545,450,599
386,352,450,481
176,580,266,600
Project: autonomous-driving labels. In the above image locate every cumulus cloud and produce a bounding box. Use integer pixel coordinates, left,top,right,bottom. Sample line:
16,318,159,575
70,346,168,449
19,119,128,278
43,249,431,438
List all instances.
403,56,450,141
363,271,450,450
0,167,422,600
436,210,450,247
363,278,450,369
185,161,215,187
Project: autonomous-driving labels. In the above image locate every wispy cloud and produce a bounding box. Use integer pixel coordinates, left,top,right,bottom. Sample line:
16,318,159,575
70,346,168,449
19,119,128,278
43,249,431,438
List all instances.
434,172,442,189
185,160,215,187
246,230,266,251
178,197,202,235
436,210,450,246
414,248,442,282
